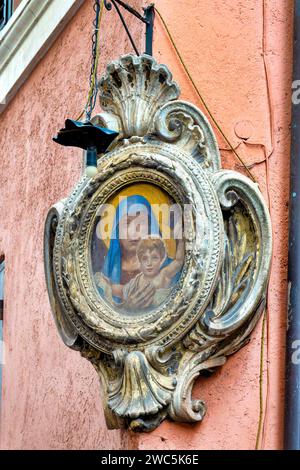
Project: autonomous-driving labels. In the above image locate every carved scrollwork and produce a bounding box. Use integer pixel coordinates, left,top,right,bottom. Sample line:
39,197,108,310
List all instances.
169,354,226,423
202,170,272,336
108,350,176,419
44,202,80,349
154,101,221,171
45,55,272,432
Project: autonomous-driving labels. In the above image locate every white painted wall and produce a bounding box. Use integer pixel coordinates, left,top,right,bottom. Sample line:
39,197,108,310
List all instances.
0,0,85,111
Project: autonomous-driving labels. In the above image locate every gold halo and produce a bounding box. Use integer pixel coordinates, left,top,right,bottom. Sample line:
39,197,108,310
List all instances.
97,183,177,258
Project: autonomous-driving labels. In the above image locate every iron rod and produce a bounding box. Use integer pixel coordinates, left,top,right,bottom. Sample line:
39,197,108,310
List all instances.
144,5,155,56
110,0,140,56
113,0,148,24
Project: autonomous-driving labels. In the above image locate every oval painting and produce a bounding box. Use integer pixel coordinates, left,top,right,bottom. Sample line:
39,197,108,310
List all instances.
91,183,185,316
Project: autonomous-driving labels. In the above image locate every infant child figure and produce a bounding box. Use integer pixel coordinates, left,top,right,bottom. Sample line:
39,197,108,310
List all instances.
95,236,184,310
122,236,184,309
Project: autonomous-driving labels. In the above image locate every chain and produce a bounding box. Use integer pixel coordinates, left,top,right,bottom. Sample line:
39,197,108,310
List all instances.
76,0,153,121
85,0,101,120
77,0,104,122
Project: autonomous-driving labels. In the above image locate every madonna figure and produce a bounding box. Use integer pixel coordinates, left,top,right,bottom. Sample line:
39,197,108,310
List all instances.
93,194,182,313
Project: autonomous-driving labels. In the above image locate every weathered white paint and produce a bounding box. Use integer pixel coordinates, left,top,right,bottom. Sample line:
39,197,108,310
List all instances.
0,0,85,111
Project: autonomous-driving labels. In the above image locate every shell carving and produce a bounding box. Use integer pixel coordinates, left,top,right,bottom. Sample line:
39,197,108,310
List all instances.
108,351,176,419
98,54,180,138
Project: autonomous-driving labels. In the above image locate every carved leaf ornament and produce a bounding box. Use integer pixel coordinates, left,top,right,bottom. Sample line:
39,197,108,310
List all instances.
44,55,272,431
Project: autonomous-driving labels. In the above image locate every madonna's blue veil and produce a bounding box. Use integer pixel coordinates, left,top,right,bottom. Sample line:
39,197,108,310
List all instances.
102,195,160,285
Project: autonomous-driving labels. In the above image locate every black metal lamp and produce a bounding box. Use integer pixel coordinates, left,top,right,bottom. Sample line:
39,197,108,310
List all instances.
53,119,118,177
52,1,119,178
52,0,154,178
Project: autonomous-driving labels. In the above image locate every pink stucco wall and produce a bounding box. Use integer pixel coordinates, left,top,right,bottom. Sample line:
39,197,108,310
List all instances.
0,0,293,450
0,0,143,450
139,0,292,451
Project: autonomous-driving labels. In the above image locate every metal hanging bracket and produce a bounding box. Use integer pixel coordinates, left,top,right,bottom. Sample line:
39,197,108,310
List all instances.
104,1,155,56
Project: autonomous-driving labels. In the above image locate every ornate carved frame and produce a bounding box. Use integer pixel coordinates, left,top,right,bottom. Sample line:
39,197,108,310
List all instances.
44,55,272,432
